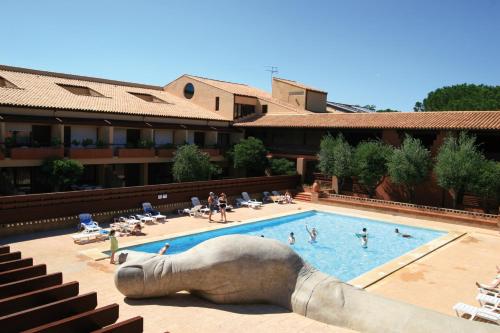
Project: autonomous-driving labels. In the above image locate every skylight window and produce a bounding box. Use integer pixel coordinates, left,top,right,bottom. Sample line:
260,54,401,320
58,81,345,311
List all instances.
0,76,18,88
57,83,104,97
129,92,166,103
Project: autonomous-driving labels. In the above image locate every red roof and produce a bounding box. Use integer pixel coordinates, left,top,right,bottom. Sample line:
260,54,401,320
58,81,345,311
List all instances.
234,111,500,130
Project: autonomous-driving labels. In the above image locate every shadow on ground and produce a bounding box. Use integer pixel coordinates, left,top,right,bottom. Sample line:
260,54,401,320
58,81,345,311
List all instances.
124,292,288,315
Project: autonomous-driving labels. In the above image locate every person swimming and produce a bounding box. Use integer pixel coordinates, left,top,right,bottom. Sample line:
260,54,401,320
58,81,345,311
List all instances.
306,225,318,243
288,232,295,245
395,228,412,238
158,243,170,255
355,228,368,248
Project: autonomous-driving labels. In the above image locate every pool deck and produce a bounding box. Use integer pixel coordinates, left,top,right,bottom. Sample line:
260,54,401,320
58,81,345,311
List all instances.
2,201,499,332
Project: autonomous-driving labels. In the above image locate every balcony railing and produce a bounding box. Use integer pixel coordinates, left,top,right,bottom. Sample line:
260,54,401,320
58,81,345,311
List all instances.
10,147,64,160
67,147,114,159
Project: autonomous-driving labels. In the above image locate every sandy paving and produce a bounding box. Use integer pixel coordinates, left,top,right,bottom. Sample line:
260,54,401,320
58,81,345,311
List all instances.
2,201,498,332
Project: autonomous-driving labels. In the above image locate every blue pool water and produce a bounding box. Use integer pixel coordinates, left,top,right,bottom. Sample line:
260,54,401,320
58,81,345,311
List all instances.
122,210,445,281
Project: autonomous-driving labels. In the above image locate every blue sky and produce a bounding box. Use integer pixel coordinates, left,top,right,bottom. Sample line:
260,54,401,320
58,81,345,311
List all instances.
1,0,499,111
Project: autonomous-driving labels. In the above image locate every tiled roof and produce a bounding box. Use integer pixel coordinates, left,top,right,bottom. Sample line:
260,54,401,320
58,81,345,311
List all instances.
234,111,500,130
0,66,229,121
273,77,327,94
184,75,310,114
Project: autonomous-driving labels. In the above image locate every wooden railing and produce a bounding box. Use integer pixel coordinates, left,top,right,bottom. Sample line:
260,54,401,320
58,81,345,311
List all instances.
0,175,300,232
0,245,143,332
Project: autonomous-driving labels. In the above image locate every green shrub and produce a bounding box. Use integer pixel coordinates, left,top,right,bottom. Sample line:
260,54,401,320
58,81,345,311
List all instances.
172,144,219,182
40,157,84,191
318,133,353,191
353,140,392,198
435,132,485,208
270,158,296,175
81,138,94,147
387,135,432,203
232,137,268,176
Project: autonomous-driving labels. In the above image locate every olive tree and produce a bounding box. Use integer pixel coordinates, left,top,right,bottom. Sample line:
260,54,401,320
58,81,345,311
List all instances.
471,160,500,213
434,132,484,208
172,144,218,182
387,135,432,203
317,133,353,191
232,137,269,176
353,140,392,198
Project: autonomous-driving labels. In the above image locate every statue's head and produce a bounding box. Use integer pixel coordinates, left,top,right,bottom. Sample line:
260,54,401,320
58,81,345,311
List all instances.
114,252,174,298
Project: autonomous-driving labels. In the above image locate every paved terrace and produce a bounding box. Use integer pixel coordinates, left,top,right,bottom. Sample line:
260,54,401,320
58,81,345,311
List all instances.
1,202,499,332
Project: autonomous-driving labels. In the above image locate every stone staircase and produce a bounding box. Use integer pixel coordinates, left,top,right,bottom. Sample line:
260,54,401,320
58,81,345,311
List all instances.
294,192,312,202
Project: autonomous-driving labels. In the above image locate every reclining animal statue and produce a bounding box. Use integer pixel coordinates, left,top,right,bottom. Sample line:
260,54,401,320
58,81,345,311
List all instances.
115,235,497,333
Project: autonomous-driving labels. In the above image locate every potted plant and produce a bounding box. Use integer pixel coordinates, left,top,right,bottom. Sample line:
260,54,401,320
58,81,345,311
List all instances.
51,137,62,147
71,139,80,147
81,138,94,148
96,139,107,148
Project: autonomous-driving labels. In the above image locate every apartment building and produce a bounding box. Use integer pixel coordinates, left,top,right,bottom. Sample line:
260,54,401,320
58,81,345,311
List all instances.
0,65,238,193
1,64,499,199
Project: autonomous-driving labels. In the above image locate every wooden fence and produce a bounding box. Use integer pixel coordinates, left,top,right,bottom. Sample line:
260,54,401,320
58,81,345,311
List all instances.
0,175,300,235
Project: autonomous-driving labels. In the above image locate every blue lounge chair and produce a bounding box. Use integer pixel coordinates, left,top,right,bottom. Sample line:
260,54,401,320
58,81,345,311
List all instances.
78,213,101,232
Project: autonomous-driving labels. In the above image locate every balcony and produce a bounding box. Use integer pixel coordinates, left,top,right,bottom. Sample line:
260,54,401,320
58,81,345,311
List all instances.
157,148,176,158
117,148,155,158
68,148,113,159
201,148,221,156
10,147,64,160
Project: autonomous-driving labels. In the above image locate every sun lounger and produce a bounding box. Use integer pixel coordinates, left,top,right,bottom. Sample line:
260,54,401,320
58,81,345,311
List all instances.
71,230,108,244
78,213,101,232
241,192,263,206
477,293,500,309
477,282,500,297
453,302,500,324
191,197,212,216
236,197,261,209
142,202,167,222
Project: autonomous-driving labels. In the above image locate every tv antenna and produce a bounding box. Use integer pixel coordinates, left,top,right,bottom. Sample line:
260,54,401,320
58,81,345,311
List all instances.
265,66,279,81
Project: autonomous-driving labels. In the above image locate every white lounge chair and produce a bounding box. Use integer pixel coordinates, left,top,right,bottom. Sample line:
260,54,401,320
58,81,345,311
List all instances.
477,293,500,309
236,197,261,209
241,192,263,206
477,282,500,298
191,197,212,216
453,302,500,324
71,230,107,244
142,202,167,222
78,213,101,232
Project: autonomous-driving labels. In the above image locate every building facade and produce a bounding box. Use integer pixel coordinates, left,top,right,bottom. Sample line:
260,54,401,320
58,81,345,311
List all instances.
1,64,499,203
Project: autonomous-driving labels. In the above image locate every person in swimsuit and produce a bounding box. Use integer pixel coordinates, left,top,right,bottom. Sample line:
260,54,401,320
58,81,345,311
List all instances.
288,232,295,245
219,192,228,222
109,230,118,264
158,243,170,255
355,228,368,248
306,225,318,243
208,192,216,222
395,228,412,238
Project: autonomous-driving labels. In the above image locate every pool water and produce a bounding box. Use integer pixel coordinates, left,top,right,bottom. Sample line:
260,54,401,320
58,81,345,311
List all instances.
122,210,445,281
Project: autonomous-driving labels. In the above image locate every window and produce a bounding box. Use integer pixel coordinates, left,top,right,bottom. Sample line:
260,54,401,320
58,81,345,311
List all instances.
184,83,195,99
57,83,104,97
129,92,166,103
215,97,220,111
64,126,71,147
0,76,18,88
233,104,255,119
126,129,141,147
32,125,51,146
217,133,230,148
262,105,268,114
194,132,205,147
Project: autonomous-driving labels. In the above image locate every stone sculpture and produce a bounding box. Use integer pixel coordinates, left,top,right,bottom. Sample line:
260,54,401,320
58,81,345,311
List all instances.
115,235,497,333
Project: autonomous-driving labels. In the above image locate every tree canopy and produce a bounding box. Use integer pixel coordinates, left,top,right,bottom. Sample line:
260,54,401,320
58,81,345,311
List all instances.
434,132,485,208
318,133,353,190
40,157,84,191
415,84,500,111
353,141,392,198
470,160,500,213
269,158,296,176
232,137,269,176
387,135,432,203
172,144,218,182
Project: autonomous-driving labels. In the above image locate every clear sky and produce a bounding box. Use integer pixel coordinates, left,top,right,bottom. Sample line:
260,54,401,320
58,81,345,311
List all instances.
1,0,499,111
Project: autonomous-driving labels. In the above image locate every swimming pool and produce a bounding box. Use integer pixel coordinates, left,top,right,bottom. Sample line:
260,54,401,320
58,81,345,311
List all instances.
121,210,446,281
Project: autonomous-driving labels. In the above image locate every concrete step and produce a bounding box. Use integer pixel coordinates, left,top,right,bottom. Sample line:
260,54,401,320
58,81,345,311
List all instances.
294,192,312,202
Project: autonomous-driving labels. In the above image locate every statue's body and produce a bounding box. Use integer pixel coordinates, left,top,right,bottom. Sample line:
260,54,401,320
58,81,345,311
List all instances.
115,235,497,333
